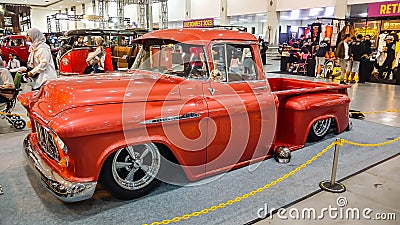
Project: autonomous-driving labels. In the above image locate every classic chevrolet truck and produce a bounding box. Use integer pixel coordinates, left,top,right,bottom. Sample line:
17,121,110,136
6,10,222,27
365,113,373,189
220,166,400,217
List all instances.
20,29,350,202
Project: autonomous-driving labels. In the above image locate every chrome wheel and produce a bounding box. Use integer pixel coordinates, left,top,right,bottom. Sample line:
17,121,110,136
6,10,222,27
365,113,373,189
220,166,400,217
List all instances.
308,118,332,142
312,118,331,137
111,143,161,191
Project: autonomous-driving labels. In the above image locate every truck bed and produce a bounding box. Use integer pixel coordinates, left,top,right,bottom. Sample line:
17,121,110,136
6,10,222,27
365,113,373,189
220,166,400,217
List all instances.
268,77,349,100
268,77,350,149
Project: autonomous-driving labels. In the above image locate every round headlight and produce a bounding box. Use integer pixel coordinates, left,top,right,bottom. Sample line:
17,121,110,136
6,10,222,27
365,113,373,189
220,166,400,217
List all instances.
62,58,69,66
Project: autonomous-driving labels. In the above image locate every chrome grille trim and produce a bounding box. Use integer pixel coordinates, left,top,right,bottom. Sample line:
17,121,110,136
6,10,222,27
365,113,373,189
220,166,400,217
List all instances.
34,121,60,162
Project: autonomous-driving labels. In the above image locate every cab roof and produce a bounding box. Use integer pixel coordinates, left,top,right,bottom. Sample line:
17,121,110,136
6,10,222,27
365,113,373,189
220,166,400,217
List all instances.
3,35,26,39
137,28,258,43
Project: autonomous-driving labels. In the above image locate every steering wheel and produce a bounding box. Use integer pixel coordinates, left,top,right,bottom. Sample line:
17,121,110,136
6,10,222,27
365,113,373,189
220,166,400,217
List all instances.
210,69,223,82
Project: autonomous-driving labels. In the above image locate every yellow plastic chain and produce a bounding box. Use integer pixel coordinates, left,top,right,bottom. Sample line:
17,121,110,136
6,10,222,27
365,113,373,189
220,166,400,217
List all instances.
0,111,27,118
144,136,400,225
354,109,400,115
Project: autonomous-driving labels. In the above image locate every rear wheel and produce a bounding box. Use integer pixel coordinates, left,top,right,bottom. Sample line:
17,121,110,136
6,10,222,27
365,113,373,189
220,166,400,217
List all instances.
101,143,161,200
308,118,331,142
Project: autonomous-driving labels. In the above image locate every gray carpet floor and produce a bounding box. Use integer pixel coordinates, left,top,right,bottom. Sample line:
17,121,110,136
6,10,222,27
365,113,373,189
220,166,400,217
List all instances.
0,119,399,225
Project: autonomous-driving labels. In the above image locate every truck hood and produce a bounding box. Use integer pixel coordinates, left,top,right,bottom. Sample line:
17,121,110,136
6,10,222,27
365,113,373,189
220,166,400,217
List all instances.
27,71,183,121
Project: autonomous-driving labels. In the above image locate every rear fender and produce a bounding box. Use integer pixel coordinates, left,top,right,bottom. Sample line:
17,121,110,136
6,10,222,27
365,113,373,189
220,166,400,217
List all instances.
304,114,338,142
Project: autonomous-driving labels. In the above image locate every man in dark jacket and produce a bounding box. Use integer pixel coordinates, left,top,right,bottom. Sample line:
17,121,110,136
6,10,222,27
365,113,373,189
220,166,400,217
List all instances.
348,34,365,83
363,35,372,55
260,39,268,65
377,35,396,79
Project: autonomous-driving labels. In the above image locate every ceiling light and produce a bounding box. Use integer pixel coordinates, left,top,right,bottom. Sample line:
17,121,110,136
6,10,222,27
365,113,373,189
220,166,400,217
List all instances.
290,10,300,19
77,0,81,2
291,26,299,33
359,12,368,17
310,8,322,16
324,7,335,17
302,17,310,20
256,13,265,16
260,20,267,22
59,6,63,8
239,18,247,21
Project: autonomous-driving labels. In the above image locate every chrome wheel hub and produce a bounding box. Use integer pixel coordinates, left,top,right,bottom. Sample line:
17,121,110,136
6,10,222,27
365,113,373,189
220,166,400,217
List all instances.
313,118,331,137
112,143,161,190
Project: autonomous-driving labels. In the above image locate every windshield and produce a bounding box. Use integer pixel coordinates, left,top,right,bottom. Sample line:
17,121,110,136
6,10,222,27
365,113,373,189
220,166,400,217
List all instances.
132,42,209,79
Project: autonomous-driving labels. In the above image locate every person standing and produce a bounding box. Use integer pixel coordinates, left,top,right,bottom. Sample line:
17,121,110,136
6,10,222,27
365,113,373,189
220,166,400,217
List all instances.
359,34,373,83
335,34,352,84
260,39,268,65
314,37,331,78
376,36,396,79
23,28,57,90
363,34,372,55
347,34,365,83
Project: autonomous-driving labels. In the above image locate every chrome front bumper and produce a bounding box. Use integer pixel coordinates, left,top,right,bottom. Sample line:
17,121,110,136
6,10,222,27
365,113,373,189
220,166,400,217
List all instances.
23,135,97,202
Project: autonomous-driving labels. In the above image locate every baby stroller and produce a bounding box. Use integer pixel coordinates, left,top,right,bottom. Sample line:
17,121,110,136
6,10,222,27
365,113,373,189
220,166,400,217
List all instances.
0,72,26,130
293,53,310,75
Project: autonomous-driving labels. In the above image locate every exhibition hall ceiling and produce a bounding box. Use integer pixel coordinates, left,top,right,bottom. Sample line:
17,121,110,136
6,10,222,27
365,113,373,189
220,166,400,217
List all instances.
0,0,91,8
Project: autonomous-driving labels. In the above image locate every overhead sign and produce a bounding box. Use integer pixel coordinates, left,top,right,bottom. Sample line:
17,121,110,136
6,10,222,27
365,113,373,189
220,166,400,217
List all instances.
382,20,400,30
4,17,12,26
368,1,400,17
55,13,69,20
183,18,214,28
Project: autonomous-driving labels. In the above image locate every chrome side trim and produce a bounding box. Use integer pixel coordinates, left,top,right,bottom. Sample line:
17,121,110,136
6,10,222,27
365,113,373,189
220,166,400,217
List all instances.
23,135,97,202
139,112,200,125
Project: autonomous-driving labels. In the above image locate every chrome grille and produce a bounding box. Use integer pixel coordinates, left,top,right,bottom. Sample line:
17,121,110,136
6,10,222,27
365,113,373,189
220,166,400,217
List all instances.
34,121,60,162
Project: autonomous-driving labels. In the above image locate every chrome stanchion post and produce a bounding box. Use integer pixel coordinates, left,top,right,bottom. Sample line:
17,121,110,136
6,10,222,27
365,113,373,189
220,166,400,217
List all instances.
330,139,340,187
0,185,3,195
319,138,346,193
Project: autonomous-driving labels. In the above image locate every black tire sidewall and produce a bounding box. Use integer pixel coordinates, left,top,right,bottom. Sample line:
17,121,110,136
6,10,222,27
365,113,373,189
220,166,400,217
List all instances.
100,150,161,200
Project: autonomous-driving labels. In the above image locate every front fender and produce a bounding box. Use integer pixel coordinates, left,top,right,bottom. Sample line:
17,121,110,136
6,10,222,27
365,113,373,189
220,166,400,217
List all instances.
48,103,206,182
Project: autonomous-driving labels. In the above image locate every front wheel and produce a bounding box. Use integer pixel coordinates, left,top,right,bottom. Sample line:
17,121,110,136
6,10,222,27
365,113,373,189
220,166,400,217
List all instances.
101,143,161,200
308,118,331,142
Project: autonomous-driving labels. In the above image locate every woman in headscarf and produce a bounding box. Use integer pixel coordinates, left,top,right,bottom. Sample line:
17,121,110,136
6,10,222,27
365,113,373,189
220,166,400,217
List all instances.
23,28,57,90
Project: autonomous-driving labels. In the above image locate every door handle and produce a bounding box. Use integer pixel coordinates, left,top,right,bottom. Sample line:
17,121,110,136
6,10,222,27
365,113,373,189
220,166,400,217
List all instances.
252,86,269,91
208,87,215,96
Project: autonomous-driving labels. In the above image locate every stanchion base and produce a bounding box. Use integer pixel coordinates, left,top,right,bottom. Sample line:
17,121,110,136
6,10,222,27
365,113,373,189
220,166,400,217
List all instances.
319,180,346,193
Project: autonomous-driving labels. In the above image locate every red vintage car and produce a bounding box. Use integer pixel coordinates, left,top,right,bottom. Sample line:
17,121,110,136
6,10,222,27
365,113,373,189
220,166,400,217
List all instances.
57,29,147,75
20,29,350,202
0,35,30,63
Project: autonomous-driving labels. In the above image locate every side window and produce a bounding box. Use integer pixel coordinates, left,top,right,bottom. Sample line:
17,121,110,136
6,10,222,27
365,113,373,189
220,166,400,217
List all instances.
133,43,208,80
212,43,258,82
211,44,227,81
9,39,24,47
16,39,24,47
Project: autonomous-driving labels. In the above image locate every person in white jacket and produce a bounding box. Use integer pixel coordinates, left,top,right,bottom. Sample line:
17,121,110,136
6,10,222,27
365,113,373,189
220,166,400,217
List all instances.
23,28,57,90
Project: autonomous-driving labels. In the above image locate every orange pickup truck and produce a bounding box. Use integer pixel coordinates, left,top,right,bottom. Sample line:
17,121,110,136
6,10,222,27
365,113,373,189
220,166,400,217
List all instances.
20,28,350,202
